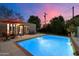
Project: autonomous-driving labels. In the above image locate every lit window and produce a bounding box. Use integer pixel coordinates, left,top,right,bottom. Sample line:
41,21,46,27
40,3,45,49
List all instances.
7,24,9,34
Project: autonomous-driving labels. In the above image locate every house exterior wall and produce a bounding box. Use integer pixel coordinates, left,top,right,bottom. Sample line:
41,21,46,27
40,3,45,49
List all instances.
0,22,37,37
26,23,36,34
0,23,7,34
24,26,29,34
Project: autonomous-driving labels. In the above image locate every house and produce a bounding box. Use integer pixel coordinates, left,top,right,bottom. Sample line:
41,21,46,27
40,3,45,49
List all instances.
0,19,36,40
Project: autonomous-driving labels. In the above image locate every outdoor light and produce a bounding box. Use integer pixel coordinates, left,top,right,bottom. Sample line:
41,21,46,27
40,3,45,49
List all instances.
7,24,9,34
17,24,20,26
19,26,23,34
13,24,15,27
11,24,12,27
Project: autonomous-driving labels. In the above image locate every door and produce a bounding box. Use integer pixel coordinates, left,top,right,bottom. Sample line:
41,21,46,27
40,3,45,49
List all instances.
19,25,24,35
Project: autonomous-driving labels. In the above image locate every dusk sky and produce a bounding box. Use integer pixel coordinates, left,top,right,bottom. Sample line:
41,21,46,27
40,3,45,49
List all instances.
0,3,79,24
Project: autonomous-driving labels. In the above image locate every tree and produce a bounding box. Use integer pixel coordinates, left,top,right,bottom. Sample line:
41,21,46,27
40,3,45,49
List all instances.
39,24,51,33
0,6,24,20
73,15,79,26
39,16,67,36
0,6,14,19
28,15,41,31
65,15,79,36
15,13,24,20
49,16,67,35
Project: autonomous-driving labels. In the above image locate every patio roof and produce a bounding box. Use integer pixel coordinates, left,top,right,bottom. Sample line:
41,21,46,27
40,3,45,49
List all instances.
0,19,24,24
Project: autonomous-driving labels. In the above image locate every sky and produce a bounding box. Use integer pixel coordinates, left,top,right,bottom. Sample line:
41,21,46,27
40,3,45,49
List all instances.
0,3,79,25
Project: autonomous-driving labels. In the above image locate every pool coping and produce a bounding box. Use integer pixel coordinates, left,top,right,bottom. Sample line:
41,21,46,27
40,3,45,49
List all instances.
15,42,33,56
15,34,46,56
15,34,72,56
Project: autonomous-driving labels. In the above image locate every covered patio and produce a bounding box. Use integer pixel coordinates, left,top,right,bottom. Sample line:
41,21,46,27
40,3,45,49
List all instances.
0,19,36,41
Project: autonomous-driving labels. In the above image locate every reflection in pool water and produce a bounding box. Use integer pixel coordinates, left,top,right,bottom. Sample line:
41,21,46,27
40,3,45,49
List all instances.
17,35,74,56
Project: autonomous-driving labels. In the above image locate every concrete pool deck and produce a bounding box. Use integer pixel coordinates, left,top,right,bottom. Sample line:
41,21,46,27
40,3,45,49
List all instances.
71,37,79,55
0,33,45,56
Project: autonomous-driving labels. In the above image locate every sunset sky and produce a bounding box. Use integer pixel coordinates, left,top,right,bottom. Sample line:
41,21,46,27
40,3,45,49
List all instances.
0,3,79,24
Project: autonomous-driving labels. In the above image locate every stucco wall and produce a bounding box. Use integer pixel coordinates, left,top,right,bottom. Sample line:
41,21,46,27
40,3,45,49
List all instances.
25,23,36,34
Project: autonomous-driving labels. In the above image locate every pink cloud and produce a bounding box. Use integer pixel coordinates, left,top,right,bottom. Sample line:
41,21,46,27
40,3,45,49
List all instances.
35,4,60,24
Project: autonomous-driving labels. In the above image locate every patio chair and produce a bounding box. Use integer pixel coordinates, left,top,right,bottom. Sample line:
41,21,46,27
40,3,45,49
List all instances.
0,32,3,41
2,32,9,41
9,34,16,39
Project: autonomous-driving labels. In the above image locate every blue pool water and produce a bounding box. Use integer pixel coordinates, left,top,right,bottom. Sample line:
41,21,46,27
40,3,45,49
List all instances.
16,35,74,56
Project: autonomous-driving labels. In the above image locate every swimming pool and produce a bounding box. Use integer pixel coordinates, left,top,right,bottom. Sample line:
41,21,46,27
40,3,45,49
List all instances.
16,35,74,56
